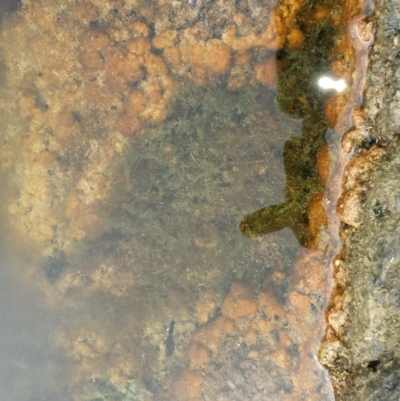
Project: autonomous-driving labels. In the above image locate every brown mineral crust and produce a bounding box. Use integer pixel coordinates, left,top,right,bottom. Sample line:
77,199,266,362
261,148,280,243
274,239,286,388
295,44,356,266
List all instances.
227,66,250,91
342,147,386,191
278,0,306,26
204,40,232,74
143,56,169,86
178,36,232,84
65,132,127,239
139,99,168,125
29,150,56,170
351,106,368,127
234,50,252,67
340,127,365,154
317,143,331,183
189,66,209,87
130,21,150,38
2,0,301,250
82,80,119,109
286,28,304,50
257,292,286,326
250,315,274,337
307,191,328,244
128,37,151,56
288,290,312,311
329,35,355,82
267,348,292,370
292,249,329,296
114,114,143,137
221,283,257,320
247,349,259,359
89,263,136,297
279,331,293,349
325,94,349,128
313,6,331,21
71,333,107,361
221,316,236,334
79,31,110,70
290,357,332,397
152,29,177,50
336,187,365,228
171,277,335,399
356,17,375,42
341,0,364,25
188,342,211,370
72,1,98,26
253,57,277,87
81,30,110,51
104,49,145,91
79,49,104,70
286,294,317,344
163,45,185,70
126,90,147,116
243,329,258,346
194,291,218,324
340,127,372,161
192,318,226,353
62,335,137,390
172,369,204,401
324,288,350,338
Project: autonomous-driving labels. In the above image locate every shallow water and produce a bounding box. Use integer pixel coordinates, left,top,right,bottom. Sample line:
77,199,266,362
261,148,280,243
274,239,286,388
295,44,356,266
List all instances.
0,0,350,399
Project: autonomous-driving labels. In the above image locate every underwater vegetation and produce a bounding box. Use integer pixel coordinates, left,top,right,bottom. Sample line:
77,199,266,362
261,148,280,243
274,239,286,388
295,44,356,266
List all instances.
240,0,341,246
94,82,301,294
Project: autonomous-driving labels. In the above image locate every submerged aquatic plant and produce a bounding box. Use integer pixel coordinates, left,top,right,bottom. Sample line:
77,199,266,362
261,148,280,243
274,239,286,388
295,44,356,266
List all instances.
92,82,300,294
240,0,340,245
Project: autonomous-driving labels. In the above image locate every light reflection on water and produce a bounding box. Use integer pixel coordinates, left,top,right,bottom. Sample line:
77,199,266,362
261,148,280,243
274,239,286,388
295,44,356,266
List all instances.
0,0,341,399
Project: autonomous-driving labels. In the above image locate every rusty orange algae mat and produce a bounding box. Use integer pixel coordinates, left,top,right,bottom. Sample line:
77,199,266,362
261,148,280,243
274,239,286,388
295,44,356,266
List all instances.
0,0,378,399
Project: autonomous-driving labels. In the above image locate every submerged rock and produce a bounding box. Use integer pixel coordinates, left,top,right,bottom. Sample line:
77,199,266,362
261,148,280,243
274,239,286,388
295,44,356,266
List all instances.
320,0,400,398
